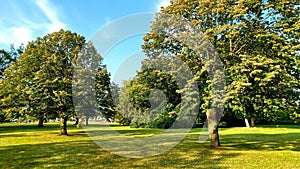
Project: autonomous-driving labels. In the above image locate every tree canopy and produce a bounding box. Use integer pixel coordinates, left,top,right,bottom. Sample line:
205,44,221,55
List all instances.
0,30,114,134
139,0,299,146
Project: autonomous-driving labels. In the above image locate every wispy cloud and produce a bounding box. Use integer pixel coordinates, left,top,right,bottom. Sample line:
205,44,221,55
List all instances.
0,1,34,46
156,0,171,11
36,0,66,33
0,0,66,48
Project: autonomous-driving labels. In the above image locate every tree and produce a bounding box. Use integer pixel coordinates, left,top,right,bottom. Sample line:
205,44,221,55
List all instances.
142,0,299,147
110,82,120,106
0,79,7,123
116,68,181,128
0,54,29,123
116,81,140,126
73,41,115,126
116,54,201,129
1,30,85,134
0,44,25,123
95,66,116,121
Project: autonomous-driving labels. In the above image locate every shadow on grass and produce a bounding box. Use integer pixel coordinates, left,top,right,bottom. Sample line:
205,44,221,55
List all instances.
256,125,300,129
0,124,237,168
0,140,115,168
221,132,300,152
1,124,299,168
0,123,61,134
0,137,236,168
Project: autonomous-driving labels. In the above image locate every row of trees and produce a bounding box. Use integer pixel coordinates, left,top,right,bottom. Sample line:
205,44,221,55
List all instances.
0,0,299,146
0,30,115,134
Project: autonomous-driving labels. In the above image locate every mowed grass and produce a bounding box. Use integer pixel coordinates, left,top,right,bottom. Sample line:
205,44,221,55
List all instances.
0,123,300,169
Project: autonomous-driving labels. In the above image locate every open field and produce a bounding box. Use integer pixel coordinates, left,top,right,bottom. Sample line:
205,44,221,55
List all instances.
0,123,300,169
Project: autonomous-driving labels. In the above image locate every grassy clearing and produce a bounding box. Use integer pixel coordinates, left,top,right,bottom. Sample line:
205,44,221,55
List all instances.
0,123,299,169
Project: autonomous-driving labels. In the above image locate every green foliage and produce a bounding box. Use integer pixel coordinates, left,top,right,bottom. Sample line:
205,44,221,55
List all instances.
116,66,182,128
1,30,115,132
142,0,299,127
0,44,24,79
0,45,25,122
95,66,116,119
73,41,115,123
1,30,86,133
115,81,139,126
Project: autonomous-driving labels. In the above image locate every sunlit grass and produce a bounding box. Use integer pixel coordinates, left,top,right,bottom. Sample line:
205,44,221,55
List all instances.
0,122,299,168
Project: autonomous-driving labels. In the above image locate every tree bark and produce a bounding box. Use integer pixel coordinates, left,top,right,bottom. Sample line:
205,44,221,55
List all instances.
74,118,79,125
38,112,44,127
207,108,221,148
250,118,255,127
86,117,89,126
245,104,255,128
210,126,221,147
77,118,82,128
60,113,68,135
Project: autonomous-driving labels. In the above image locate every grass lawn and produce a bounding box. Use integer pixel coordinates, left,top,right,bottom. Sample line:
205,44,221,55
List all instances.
0,122,299,169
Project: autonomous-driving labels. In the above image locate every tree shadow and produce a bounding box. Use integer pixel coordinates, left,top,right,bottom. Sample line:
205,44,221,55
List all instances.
0,139,237,169
2,124,299,168
221,132,300,152
0,123,61,134
0,125,238,169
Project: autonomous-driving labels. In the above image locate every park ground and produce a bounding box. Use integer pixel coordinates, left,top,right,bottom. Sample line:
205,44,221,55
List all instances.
0,123,300,169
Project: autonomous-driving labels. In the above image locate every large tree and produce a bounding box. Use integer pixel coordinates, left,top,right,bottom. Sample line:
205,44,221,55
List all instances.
1,30,85,134
143,0,299,147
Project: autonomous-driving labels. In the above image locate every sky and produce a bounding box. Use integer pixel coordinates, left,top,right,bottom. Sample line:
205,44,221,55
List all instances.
0,0,171,84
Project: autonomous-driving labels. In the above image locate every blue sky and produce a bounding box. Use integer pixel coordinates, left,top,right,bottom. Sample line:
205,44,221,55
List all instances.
0,0,171,84
0,0,170,48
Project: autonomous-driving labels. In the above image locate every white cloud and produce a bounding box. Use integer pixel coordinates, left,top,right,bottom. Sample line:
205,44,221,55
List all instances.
48,22,66,33
11,27,33,44
156,0,171,11
0,0,66,48
0,27,33,47
36,0,66,33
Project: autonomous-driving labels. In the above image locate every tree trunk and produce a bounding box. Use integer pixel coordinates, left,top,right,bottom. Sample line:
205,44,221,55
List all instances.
245,118,250,128
250,118,255,127
207,108,221,148
86,117,89,126
75,118,79,125
60,113,68,135
77,118,82,128
38,112,44,127
75,117,81,128
210,126,221,147
245,104,255,128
